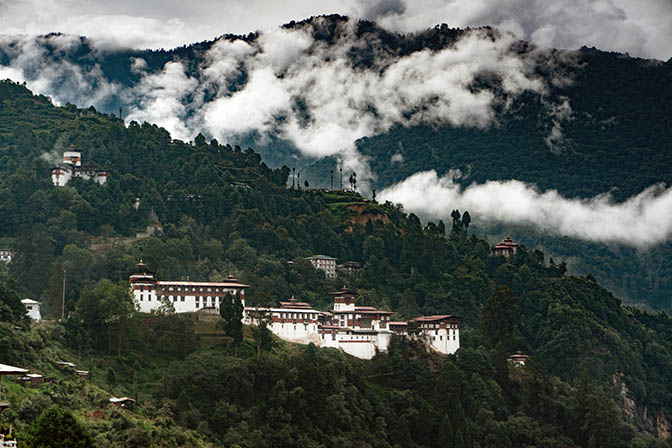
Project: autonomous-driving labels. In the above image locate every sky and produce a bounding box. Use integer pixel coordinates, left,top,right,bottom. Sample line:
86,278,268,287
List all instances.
1,0,671,59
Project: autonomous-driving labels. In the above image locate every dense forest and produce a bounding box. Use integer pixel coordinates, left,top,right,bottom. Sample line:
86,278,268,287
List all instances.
1,15,670,311
1,80,672,446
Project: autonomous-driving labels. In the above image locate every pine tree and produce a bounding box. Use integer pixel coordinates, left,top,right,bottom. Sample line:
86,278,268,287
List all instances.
462,211,471,230
437,414,454,446
220,292,243,355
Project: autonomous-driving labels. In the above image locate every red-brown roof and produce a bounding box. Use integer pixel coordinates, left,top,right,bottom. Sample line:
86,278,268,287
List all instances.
278,301,312,309
495,236,521,248
412,315,455,322
508,350,529,360
329,287,356,296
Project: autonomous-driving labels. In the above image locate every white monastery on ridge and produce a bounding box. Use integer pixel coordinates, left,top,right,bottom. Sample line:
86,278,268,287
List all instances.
129,261,459,359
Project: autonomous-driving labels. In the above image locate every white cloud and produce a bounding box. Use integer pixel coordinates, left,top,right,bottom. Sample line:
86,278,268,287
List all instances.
356,0,672,60
194,26,547,187
126,61,199,140
1,0,669,59
0,34,121,107
378,170,672,247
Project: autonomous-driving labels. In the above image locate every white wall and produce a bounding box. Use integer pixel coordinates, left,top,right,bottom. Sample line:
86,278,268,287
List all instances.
51,169,72,187
339,341,376,359
22,301,41,321
132,284,243,314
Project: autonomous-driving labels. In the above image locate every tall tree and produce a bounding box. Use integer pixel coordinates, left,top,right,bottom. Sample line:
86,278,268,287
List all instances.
220,292,243,354
480,286,521,352
29,406,96,448
74,279,135,355
462,211,471,230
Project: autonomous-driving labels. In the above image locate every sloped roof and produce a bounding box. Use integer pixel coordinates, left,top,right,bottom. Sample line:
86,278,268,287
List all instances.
0,363,28,375
306,255,337,260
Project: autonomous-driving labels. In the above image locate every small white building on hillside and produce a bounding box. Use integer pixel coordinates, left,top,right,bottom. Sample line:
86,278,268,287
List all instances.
0,249,12,264
129,260,248,314
411,315,460,355
307,255,337,278
51,149,109,187
21,299,41,321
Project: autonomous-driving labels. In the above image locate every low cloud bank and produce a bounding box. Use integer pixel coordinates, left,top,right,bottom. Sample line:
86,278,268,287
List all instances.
1,0,669,60
1,22,560,187
355,0,672,61
125,23,551,189
378,170,672,247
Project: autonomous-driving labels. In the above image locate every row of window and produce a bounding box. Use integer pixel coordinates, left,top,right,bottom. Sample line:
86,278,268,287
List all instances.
138,294,225,306
431,332,457,341
278,312,317,320
422,323,459,329
137,285,239,294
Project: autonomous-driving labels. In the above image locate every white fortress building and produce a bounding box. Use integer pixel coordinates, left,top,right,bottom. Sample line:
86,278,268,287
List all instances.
129,260,248,314
51,149,109,187
245,287,460,360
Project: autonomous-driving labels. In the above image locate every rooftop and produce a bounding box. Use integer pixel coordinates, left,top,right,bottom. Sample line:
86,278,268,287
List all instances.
494,236,521,249
412,315,456,322
306,255,337,260
0,363,28,375
329,287,357,296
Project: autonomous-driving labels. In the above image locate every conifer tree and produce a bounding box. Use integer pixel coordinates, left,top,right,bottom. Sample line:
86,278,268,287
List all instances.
438,414,454,445
220,292,243,354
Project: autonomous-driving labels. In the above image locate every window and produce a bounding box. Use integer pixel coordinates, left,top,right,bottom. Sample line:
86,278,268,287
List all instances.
181,296,185,302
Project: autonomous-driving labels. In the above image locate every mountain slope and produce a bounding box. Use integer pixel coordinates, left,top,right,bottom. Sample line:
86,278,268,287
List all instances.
2,82,672,445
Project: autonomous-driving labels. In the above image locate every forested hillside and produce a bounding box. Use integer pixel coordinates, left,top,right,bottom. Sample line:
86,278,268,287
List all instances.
1,80,672,446
1,15,670,312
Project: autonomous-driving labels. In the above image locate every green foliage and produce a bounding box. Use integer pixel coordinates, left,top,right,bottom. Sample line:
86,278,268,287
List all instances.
0,264,28,324
1,75,672,446
72,279,135,355
480,286,521,352
28,406,96,448
220,292,243,350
